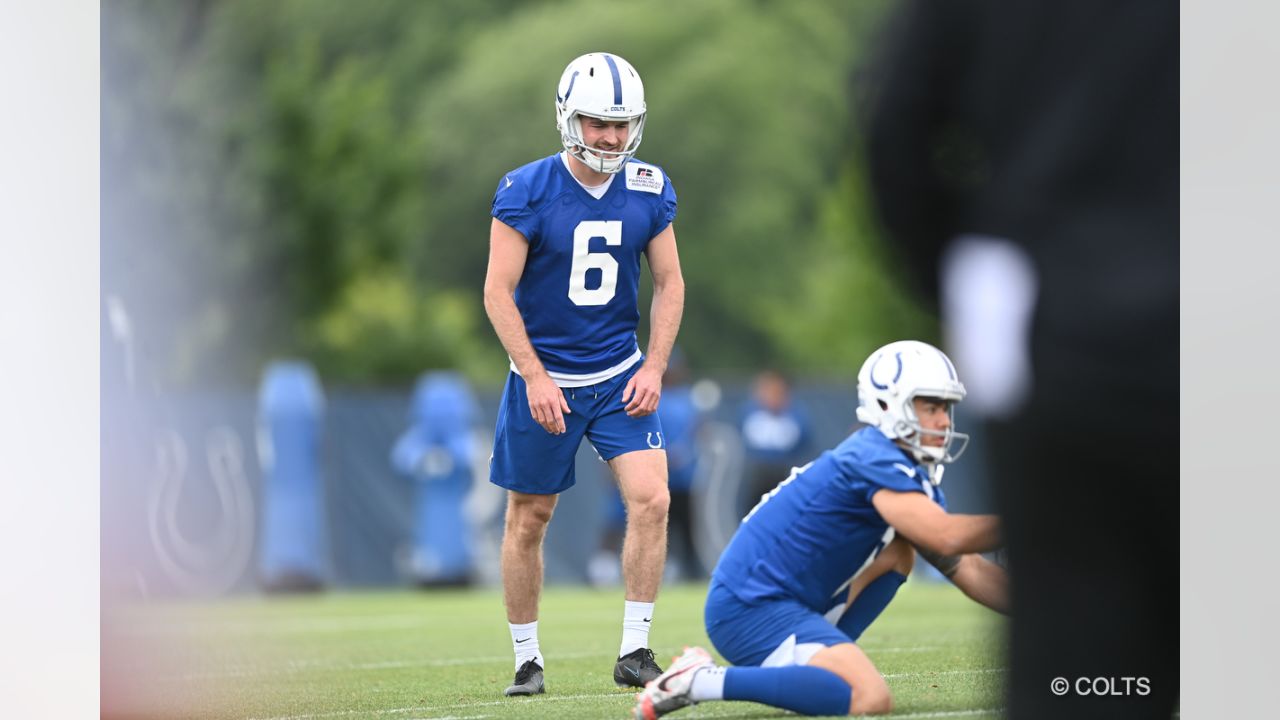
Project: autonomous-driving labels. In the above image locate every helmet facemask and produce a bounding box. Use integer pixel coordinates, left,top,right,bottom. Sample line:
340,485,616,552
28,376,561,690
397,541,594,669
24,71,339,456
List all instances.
891,393,970,469
558,111,646,175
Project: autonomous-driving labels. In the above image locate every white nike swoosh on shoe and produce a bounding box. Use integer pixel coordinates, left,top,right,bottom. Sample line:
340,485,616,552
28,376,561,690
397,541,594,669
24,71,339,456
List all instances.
657,664,699,691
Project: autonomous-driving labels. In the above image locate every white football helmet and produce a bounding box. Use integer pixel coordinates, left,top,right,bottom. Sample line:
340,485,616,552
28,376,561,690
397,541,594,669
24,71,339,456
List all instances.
554,52,646,174
856,340,970,474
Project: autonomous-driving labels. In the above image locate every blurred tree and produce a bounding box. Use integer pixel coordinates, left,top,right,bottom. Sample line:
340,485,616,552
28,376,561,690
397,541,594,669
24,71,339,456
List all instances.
102,0,930,387
103,0,526,385
306,270,505,381
766,155,938,373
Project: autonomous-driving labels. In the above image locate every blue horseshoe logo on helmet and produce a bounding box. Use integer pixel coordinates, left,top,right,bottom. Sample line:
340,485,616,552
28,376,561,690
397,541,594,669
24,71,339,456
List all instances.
870,352,904,390
558,71,580,103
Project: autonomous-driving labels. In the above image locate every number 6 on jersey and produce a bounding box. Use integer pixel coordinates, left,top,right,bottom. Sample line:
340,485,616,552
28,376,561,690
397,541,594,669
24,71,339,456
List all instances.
568,220,621,306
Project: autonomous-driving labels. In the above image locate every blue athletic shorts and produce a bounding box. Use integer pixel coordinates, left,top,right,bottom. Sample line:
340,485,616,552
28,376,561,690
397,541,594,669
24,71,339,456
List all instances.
489,362,665,495
703,579,852,667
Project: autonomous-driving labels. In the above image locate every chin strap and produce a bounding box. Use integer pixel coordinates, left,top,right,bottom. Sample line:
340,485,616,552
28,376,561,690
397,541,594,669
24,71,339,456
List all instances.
928,463,945,486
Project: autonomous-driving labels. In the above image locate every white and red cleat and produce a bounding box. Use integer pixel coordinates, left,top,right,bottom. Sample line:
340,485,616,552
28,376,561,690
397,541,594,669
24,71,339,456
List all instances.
632,646,716,719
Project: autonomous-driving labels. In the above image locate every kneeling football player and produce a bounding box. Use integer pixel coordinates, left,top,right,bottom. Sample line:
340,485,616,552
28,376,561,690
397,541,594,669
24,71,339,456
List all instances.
635,341,1008,718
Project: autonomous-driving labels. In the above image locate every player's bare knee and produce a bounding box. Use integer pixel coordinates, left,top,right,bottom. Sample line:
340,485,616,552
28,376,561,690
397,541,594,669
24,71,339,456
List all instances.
504,519,546,549
847,674,893,716
890,539,915,576
812,645,891,716
625,483,670,525
874,536,913,577
506,498,555,543
510,503,555,528
849,686,893,715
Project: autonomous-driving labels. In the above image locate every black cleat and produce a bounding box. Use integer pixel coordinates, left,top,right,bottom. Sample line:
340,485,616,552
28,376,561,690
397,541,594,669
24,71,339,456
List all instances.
614,647,664,688
504,659,545,696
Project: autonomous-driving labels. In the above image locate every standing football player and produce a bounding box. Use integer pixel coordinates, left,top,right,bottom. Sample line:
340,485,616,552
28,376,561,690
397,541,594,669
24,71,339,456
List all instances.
482,52,685,697
634,341,1006,718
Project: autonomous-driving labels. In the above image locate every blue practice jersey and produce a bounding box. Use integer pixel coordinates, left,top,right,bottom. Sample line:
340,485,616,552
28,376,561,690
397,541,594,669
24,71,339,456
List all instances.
492,153,677,378
712,427,947,612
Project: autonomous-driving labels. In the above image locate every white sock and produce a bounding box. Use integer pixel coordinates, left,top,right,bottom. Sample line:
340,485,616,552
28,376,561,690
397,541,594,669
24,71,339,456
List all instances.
620,600,655,657
509,620,542,669
690,665,726,702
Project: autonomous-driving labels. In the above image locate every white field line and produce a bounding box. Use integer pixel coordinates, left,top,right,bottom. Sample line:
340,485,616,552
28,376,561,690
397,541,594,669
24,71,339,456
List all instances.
889,710,1003,719
247,693,623,720
683,709,1003,720
677,706,1003,719
885,668,1007,678
111,614,436,636
185,651,610,679
246,670,1006,720
185,646,949,680
113,610,641,637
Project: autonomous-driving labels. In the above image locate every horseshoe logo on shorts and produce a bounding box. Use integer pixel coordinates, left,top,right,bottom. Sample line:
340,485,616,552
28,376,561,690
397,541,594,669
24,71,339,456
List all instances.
646,432,663,449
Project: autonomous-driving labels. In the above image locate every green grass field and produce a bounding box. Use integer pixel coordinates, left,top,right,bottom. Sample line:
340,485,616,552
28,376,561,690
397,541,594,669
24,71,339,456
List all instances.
102,580,1004,720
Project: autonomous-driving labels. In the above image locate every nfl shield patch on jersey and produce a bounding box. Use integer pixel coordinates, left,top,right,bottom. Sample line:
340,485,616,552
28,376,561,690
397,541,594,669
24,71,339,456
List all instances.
625,162,664,194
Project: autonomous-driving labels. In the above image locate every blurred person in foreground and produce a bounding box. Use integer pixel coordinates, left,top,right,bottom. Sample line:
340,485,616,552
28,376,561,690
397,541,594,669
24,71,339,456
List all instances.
634,341,1006,718
738,370,812,517
482,51,686,696
861,1,1178,718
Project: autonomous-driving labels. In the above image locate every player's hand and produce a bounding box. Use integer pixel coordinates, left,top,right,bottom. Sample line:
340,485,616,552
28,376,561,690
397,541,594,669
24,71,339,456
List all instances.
525,372,570,434
622,364,663,417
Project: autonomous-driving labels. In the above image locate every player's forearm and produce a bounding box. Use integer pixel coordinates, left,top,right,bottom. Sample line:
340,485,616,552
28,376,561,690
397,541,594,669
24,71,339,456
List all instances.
483,288,547,379
952,555,1009,615
643,276,684,371
934,514,1002,556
